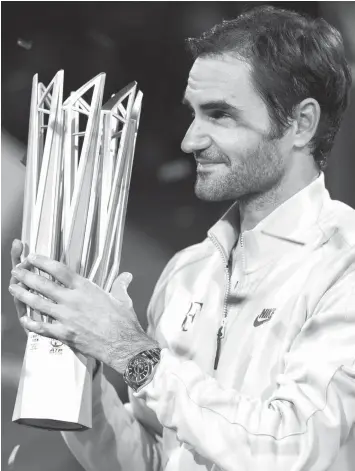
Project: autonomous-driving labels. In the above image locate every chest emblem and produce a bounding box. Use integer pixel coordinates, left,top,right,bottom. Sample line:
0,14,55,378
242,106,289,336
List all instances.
181,302,203,331
253,308,276,327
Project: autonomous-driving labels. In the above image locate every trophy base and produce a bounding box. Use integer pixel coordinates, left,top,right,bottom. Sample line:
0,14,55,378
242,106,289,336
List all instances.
13,417,89,431
13,334,94,431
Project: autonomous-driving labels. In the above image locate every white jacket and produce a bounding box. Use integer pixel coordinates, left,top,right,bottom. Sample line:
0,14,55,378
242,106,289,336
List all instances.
63,173,355,471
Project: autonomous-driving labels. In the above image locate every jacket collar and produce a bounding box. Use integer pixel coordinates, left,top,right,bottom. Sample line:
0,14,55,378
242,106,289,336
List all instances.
208,172,331,272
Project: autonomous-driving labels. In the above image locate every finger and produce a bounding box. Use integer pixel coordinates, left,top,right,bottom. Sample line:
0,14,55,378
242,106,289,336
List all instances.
116,272,133,290
111,272,133,300
9,277,29,319
11,267,67,303
10,272,29,291
11,240,32,273
9,284,61,320
26,254,78,288
19,316,66,342
10,241,29,319
14,258,32,271
11,239,23,268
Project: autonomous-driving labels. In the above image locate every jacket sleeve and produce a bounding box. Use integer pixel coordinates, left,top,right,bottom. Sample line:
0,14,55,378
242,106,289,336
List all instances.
61,364,163,471
136,263,355,471
60,251,184,471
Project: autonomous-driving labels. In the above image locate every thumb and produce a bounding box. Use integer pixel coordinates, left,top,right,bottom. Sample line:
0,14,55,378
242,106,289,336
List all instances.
111,272,133,298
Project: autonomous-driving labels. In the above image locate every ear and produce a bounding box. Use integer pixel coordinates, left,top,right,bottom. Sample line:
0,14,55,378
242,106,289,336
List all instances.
293,98,321,151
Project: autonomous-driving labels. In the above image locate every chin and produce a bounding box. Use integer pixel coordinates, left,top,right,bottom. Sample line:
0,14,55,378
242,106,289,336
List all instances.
194,181,233,202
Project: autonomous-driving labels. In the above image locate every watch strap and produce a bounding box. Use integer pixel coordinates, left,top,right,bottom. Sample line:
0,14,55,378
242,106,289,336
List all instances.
123,347,161,392
139,347,161,363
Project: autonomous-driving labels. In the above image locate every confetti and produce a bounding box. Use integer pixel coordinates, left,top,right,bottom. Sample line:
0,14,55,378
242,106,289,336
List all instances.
17,38,33,50
8,444,20,469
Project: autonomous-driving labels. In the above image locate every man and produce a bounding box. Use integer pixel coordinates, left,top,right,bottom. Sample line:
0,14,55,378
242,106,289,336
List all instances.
9,6,355,471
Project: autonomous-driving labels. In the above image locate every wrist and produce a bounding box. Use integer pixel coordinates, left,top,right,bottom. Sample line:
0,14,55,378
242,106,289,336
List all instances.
123,346,161,392
108,334,159,375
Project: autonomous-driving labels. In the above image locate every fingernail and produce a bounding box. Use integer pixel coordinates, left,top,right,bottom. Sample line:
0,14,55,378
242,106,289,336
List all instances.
11,269,22,279
28,253,36,261
8,285,15,294
125,273,133,284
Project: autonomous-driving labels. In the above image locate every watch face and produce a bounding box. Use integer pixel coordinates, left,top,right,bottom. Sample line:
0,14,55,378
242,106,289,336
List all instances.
127,356,151,385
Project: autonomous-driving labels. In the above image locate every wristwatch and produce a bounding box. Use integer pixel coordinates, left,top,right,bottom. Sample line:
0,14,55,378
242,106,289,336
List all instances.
123,347,161,392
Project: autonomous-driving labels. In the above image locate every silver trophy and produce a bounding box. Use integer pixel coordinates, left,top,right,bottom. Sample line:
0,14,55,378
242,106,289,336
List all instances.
12,71,143,430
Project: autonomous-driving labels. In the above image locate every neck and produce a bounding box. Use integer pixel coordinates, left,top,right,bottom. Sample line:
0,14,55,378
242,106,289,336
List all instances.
239,163,320,232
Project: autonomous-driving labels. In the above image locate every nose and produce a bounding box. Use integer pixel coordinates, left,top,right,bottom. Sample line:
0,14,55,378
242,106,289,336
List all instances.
181,120,212,154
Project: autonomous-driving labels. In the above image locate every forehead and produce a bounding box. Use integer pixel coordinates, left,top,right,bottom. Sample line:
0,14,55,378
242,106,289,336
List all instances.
185,55,261,108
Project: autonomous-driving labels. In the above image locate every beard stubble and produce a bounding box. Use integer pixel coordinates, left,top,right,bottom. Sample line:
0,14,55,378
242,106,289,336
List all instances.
194,134,284,203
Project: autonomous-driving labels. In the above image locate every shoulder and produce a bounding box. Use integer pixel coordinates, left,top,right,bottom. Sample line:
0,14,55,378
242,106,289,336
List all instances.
306,198,355,309
153,238,214,295
319,197,355,251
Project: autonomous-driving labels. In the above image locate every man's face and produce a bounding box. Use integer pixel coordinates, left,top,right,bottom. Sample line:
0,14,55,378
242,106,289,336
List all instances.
181,55,288,202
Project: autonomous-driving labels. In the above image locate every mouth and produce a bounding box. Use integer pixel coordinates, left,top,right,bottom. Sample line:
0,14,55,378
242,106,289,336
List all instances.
196,160,224,166
196,160,224,172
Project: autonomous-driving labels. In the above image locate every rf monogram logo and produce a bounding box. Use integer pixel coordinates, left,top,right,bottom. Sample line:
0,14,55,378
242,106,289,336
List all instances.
181,302,203,331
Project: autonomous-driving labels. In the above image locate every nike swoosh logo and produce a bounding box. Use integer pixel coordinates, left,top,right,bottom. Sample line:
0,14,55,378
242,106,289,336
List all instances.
253,316,272,327
253,308,276,327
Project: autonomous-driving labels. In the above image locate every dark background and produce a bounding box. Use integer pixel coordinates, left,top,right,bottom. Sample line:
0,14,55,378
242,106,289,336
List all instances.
2,2,355,470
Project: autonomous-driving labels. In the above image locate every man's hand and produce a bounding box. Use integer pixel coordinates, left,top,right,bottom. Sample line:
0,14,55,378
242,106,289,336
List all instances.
10,239,28,327
9,248,158,374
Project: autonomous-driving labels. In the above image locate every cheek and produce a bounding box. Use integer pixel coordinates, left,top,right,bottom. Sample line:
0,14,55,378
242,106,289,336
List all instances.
212,128,264,165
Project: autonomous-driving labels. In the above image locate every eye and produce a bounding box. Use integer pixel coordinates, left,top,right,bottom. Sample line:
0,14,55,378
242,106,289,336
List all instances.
208,110,231,121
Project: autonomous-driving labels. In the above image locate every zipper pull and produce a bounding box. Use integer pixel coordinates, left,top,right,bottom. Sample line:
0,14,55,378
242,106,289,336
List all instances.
214,325,224,370
214,317,227,370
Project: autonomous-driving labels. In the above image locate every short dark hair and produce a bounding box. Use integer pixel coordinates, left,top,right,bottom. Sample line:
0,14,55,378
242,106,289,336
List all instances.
186,5,352,170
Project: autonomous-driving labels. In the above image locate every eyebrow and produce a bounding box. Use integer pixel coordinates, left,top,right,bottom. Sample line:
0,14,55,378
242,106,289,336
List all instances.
182,94,242,116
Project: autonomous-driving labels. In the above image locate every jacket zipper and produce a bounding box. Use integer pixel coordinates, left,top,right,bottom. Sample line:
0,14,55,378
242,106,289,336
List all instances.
209,233,232,370
240,232,245,271
209,232,244,370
